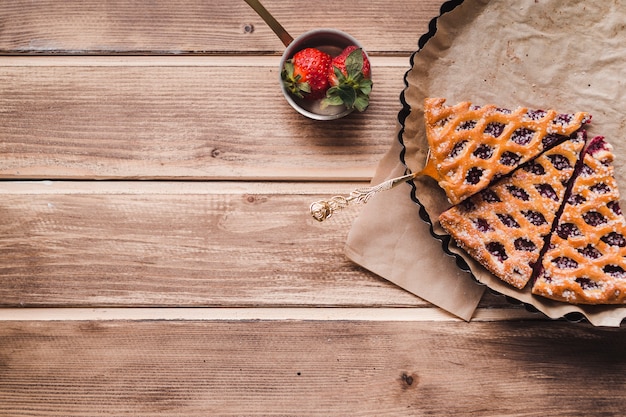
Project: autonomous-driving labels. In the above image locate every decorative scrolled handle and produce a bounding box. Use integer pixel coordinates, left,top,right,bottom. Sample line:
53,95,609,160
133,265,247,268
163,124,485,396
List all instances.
310,172,417,221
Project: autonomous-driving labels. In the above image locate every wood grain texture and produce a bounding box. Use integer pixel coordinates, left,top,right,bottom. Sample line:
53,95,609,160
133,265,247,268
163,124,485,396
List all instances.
0,320,624,416
0,58,407,180
0,180,518,310
0,0,442,55
0,181,427,307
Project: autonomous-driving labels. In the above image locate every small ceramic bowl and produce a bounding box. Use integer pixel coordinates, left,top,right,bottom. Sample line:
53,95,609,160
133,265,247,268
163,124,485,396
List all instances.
279,28,370,121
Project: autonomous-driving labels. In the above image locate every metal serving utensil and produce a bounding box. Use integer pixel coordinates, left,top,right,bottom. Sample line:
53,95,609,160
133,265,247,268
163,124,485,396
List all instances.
309,151,437,222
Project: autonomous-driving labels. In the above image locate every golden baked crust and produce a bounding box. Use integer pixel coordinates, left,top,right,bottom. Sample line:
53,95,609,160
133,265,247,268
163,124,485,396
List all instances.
439,134,585,289
424,97,591,205
532,136,626,304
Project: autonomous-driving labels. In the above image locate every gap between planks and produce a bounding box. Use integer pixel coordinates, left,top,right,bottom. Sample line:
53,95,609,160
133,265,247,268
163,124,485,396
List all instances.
0,307,543,322
0,55,410,68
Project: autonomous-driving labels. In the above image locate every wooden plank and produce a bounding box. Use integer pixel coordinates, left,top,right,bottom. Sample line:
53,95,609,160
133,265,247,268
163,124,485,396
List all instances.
0,181,527,310
0,57,408,180
0,0,443,55
0,319,624,416
0,181,433,307
0,306,542,322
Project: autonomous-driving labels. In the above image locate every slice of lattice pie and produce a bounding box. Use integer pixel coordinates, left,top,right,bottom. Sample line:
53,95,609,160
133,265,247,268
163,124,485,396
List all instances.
438,132,586,289
532,136,626,304
423,97,591,205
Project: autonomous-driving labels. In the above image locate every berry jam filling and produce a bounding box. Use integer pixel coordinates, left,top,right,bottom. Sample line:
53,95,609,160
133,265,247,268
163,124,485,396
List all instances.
514,238,536,252
457,120,477,131
523,162,545,176
484,122,506,138
585,135,609,155
582,211,607,226
579,164,594,177
473,144,494,159
608,201,622,215
522,210,547,226
486,241,508,262
577,244,602,260
552,256,578,269
448,140,468,159
604,265,626,279
575,277,600,290
542,133,563,148
510,128,535,146
556,222,582,239
499,151,521,166
496,107,512,114
525,109,547,120
590,183,610,194
497,213,520,228
567,193,586,205
507,185,530,201
535,184,558,201
553,113,574,126
472,218,492,232
601,232,626,247
480,189,501,203
547,154,572,170
465,167,483,185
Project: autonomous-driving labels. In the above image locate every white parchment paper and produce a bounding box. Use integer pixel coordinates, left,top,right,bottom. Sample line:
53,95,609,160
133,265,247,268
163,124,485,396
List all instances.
347,0,626,326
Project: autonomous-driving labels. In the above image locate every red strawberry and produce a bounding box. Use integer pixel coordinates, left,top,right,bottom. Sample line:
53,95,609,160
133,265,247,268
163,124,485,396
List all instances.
322,46,373,112
281,47,332,100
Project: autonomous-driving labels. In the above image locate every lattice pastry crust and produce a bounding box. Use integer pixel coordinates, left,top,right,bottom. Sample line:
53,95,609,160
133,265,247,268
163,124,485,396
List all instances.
439,133,586,289
424,98,591,205
532,136,626,304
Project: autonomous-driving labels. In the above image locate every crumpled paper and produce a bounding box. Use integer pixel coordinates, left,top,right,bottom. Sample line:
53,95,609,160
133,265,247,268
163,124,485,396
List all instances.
345,138,485,321
346,0,626,326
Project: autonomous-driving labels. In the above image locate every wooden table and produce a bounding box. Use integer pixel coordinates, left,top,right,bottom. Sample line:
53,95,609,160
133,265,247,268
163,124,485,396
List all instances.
1,1,625,415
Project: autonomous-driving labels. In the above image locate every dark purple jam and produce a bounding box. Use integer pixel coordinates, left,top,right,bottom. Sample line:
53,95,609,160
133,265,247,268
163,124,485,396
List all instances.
582,211,607,227
556,222,582,239
480,189,501,203
457,120,477,131
575,277,600,290
580,164,594,177
514,238,536,252
497,213,520,228
486,241,508,262
608,201,622,215
500,151,522,166
522,210,547,226
577,244,602,260
535,184,558,201
507,185,530,201
567,194,586,205
510,128,535,146
553,113,573,125
465,167,483,185
601,232,626,247
604,265,626,279
473,144,494,159
552,256,578,269
473,218,492,232
524,162,546,176
449,140,468,159
525,109,547,120
484,122,506,138
590,183,611,194
547,154,572,170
